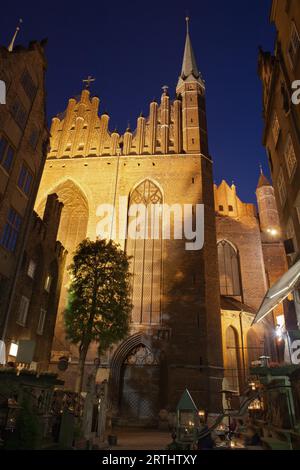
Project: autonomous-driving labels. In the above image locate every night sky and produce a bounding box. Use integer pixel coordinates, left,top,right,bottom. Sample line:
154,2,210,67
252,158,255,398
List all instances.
1,0,275,203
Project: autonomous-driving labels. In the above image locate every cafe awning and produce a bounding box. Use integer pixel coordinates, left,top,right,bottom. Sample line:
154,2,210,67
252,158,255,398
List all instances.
252,258,300,325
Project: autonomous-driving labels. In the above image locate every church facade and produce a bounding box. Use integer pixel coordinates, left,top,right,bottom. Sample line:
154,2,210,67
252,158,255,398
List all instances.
35,23,286,424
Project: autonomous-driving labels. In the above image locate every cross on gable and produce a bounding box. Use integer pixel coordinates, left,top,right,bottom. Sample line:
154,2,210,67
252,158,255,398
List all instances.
82,75,96,89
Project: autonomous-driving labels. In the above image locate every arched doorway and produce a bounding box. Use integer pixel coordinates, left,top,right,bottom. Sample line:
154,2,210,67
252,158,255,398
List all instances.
119,344,160,422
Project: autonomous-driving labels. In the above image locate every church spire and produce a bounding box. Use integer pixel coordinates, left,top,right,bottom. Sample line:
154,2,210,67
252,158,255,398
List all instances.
257,166,271,189
178,17,203,86
8,18,23,52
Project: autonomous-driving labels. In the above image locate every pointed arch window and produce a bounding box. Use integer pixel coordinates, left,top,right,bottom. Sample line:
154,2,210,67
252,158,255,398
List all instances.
217,240,241,296
126,180,163,325
225,326,240,392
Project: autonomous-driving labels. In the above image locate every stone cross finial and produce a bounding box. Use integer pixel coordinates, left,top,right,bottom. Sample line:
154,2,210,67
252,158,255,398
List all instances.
82,75,95,89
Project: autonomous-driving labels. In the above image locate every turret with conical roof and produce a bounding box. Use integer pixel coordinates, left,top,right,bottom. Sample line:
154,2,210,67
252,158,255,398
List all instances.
256,167,281,238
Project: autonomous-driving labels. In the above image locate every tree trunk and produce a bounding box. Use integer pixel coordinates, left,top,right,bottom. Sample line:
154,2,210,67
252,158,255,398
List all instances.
75,339,90,393
75,272,98,394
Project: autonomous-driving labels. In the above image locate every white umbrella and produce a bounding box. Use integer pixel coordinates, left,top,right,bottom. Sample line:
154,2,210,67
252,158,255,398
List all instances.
252,258,300,324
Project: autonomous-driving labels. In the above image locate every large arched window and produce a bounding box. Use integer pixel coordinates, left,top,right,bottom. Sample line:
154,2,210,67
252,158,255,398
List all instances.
126,180,163,325
225,326,240,392
217,240,242,296
37,180,89,349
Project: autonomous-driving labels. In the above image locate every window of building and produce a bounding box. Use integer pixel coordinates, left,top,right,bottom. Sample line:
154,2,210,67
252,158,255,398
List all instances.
272,113,280,145
126,179,162,325
37,308,47,335
0,207,22,252
288,22,300,69
29,127,39,149
228,205,234,212
10,96,27,129
44,274,52,293
16,295,30,326
297,207,300,225
219,205,224,212
21,70,37,101
286,217,298,252
284,134,297,178
277,168,287,206
217,240,242,296
0,136,15,173
18,163,33,196
27,259,36,279
225,326,240,392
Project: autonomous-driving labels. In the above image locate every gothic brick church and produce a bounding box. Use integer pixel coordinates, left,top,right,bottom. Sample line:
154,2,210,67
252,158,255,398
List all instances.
35,21,287,424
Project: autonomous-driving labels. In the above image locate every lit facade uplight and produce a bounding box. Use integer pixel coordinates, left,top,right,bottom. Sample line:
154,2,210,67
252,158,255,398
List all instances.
9,342,18,357
249,381,256,391
267,228,278,236
275,324,284,342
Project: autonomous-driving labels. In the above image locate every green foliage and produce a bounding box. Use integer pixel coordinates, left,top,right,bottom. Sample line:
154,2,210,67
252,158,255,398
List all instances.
65,238,132,356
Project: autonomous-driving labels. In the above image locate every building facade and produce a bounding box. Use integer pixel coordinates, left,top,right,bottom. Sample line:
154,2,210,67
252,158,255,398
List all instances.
215,177,288,394
6,194,67,370
0,40,47,344
258,0,300,262
258,0,300,328
35,24,224,420
34,22,288,424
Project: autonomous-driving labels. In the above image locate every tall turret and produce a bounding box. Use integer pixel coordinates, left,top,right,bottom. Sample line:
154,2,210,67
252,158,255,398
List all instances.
256,168,281,238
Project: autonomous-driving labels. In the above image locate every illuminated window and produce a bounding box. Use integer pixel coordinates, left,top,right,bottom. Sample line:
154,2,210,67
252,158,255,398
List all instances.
277,168,287,206
126,180,162,325
17,295,30,326
284,134,297,178
27,259,36,279
44,274,52,293
9,342,18,357
217,240,241,296
37,308,47,335
288,22,300,69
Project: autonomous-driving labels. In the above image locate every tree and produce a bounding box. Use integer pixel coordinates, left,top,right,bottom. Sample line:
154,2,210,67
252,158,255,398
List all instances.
65,238,132,393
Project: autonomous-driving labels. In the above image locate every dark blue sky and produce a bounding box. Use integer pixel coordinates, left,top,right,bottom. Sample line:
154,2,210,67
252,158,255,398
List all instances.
1,0,275,203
